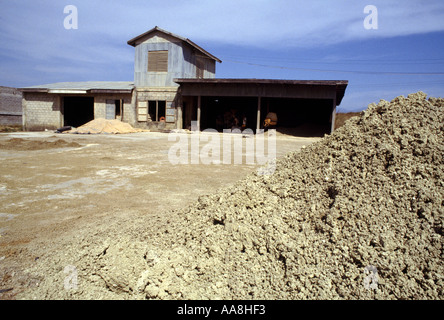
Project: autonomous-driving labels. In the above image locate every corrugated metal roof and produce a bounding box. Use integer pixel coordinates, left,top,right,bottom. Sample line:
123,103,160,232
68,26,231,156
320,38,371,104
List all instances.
127,26,222,63
20,81,134,93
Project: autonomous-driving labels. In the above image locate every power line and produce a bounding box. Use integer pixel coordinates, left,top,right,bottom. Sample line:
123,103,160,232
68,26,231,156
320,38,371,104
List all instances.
224,54,444,65
351,80,444,88
224,59,444,76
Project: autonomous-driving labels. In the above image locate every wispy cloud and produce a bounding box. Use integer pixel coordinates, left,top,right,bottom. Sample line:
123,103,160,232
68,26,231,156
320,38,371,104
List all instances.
114,0,444,47
3,1,443,51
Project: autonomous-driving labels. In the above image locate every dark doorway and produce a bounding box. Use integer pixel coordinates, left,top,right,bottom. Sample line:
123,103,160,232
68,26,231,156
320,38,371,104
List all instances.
201,96,257,132
199,96,333,136
182,96,198,130
263,98,333,137
63,97,94,127
105,99,123,120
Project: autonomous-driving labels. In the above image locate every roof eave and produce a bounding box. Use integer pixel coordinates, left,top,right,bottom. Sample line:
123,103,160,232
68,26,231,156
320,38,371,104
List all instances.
174,78,348,85
127,26,222,63
186,39,222,63
88,89,133,94
127,26,172,47
19,88,49,93
174,78,348,105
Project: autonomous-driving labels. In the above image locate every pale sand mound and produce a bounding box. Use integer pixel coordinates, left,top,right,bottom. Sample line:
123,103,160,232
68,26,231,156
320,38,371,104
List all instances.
98,92,443,299
68,118,146,134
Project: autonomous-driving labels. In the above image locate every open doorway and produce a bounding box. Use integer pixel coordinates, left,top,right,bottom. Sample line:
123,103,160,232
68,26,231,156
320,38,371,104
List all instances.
201,96,257,132
106,99,124,120
262,98,333,137
63,96,94,127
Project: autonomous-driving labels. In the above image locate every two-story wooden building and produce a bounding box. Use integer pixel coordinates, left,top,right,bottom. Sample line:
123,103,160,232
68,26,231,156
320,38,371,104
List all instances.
20,26,348,135
127,26,221,131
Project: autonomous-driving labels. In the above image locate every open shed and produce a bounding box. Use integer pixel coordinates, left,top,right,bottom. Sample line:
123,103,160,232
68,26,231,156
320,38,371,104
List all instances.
175,78,348,136
20,81,135,131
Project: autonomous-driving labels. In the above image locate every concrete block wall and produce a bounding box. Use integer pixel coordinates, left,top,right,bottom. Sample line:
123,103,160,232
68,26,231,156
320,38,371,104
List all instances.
135,87,179,130
0,86,23,126
136,87,178,101
23,93,61,131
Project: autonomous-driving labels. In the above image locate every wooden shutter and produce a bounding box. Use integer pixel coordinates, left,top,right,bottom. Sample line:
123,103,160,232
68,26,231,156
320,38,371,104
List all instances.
148,51,168,72
166,101,176,123
137,101,148,122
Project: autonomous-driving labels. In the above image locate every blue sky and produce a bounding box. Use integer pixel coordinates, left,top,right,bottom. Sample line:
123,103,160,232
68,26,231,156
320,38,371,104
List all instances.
1,0,444,112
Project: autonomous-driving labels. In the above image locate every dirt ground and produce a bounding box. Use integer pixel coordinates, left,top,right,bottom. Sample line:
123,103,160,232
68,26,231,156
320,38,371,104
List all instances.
0,129,317,299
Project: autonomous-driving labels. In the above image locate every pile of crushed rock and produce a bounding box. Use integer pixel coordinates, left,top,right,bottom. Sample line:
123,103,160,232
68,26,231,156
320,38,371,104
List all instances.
127,91,442,300
18,92,443,300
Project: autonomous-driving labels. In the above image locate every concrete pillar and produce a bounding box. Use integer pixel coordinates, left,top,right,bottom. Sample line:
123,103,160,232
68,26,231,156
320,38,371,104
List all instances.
177,101,183,129
331,97,337,133
22,96,27,130
155,101,159,122
256,96,261,132
57,96,63,127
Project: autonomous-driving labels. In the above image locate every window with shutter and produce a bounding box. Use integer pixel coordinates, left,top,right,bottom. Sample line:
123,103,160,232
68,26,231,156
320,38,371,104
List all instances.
147,100,167,122
148,50,168,72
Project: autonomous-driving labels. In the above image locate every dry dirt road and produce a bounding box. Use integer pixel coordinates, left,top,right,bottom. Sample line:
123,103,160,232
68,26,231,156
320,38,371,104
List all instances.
0,130,318,299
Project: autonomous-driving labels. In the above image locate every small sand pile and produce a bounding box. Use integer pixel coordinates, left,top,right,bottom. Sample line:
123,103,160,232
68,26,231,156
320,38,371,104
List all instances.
67,118,146,134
